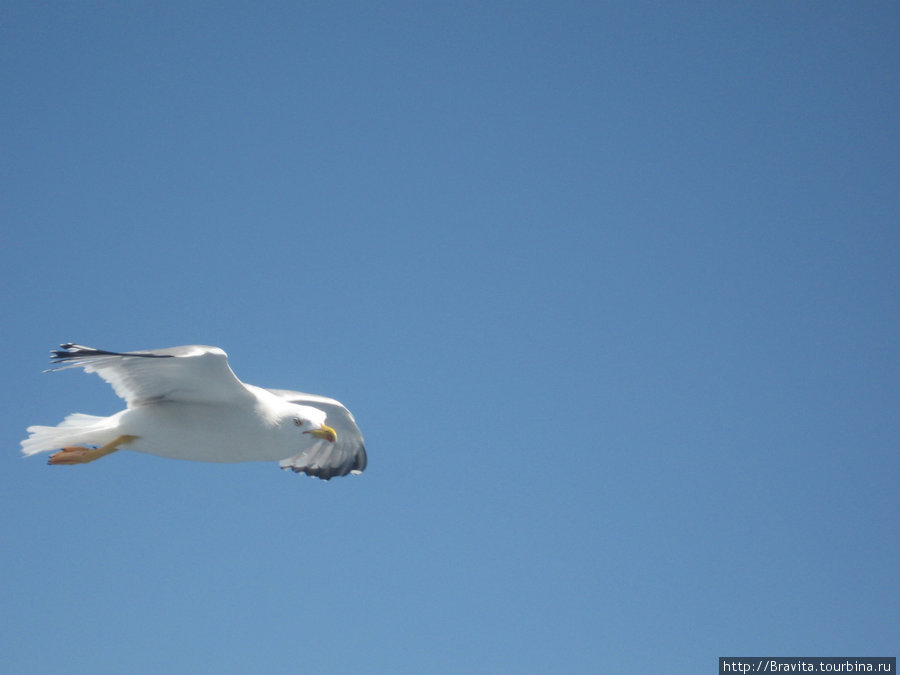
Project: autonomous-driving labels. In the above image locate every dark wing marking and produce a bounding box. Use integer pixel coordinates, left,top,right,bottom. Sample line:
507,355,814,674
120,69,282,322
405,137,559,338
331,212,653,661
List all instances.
50,343,176,365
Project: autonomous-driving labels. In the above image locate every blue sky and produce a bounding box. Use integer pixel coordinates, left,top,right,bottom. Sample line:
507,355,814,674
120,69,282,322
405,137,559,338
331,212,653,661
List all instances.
2,2,897,672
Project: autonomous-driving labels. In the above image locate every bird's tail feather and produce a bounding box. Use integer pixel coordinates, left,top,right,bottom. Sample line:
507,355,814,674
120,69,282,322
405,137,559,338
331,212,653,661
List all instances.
21,413,118,456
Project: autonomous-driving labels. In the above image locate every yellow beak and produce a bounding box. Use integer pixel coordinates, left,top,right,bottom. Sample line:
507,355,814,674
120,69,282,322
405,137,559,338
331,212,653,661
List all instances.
304,424,337,443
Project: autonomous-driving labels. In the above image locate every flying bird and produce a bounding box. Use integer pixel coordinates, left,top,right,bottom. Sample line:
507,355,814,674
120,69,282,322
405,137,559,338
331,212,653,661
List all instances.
21,344,367,480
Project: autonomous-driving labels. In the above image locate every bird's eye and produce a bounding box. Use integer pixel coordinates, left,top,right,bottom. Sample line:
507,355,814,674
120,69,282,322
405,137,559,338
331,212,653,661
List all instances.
293,417,303,426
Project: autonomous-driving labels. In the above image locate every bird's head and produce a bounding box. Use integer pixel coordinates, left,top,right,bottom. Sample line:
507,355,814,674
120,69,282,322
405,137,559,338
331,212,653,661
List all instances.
291,414,337,443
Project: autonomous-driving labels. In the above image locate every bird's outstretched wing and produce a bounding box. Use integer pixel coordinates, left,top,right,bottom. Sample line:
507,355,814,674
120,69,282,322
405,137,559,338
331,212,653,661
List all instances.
269,389,368,479
48,343,253,407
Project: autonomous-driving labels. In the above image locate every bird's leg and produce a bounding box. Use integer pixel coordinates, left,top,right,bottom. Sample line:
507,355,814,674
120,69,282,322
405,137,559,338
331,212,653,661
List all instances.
48,435,139,466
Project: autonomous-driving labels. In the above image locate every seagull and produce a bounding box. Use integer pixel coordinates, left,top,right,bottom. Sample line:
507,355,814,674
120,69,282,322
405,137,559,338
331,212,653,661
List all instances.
21,344,367,480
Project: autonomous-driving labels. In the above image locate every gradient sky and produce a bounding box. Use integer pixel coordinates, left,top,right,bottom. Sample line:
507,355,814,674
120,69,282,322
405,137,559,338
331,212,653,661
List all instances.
2,2,897,672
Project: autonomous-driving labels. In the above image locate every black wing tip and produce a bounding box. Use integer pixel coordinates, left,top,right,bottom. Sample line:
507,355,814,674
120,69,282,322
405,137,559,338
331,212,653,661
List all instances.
354,446,368,473
281,465,338,480
281,455,367,481
50,343,101,363
49,343,174,364
286,466,343,481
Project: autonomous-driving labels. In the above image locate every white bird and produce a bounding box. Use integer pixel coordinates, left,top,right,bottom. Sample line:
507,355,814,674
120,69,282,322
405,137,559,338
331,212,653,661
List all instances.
21,344,367,480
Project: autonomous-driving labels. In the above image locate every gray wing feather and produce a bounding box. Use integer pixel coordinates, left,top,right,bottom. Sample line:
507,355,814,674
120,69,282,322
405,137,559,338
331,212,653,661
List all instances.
268,388,367,479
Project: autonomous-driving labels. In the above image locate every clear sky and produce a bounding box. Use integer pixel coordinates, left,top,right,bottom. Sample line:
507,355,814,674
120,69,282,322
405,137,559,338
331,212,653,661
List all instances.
2,2,897,672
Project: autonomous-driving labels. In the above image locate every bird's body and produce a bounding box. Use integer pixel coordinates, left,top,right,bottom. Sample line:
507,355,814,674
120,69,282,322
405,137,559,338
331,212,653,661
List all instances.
103,391,308,463
21,344,367,480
